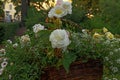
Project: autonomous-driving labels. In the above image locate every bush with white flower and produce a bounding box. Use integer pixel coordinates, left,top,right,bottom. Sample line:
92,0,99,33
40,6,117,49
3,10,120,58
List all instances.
0,0,120,80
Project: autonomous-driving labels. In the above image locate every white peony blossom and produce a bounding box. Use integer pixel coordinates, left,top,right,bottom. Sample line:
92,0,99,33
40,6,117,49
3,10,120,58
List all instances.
49,29,71,50
33,24,44,33
48,6,67,18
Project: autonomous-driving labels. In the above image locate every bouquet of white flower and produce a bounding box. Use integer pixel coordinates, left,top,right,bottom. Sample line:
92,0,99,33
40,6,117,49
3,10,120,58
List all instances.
0,0,120,80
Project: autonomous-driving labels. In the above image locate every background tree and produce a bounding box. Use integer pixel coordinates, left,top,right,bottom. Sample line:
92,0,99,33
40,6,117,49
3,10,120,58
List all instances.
99,0,120,34
0,1,4,18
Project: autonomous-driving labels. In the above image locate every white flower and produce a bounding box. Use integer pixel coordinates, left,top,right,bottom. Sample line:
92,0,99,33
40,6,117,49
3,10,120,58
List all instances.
9,74,12,79
7,39,12,44
113,78,118,80
116,59,120,64
109,52,113,55
3,58,8,61
20,34,30,44
111,67,118,73
1,61,8,68
104,77,109,80
61,1,72,14
114,49,119,52
33,24,44,33
0,48,6,54
49,29,71,49
105,57,109,61
0,68,4,75
48,11,54,18
13,43,18,48
48,6,67,18
55,0,63,6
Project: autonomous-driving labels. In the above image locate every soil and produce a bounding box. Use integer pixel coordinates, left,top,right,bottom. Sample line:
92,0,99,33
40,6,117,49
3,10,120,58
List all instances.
16,27,27,36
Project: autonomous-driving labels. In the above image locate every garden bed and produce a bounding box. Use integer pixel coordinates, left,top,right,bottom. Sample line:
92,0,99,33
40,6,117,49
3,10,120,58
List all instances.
41,59,103,80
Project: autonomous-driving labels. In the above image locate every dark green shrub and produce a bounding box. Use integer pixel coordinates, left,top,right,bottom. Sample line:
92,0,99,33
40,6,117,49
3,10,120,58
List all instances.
0,25,5,43
0,22,19,42
99,0,120,34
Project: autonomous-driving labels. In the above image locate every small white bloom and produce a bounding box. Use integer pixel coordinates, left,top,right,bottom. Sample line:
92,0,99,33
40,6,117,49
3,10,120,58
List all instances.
48,6,67,18
7,40,12,44
49,29,71,49
0,48,6,54
0,68,4,75
116,59,120,64
1,61,8,68
112,78,118,80
111,67,118,73
113,78,118,80
9,74,12,79
118,48,120,51
104,40,110,45
114,49,119,52
109,52,113,55
3,58,8,61
13,43,18,48
105,57,109,61
104,77,109,80
109,61,113,65
33,24,44,33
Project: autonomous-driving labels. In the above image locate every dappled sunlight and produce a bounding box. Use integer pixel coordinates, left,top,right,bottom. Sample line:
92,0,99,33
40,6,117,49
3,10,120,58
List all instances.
33,0,72,11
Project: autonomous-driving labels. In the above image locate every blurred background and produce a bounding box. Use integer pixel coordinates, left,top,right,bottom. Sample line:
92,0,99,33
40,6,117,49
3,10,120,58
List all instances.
0,0,120,43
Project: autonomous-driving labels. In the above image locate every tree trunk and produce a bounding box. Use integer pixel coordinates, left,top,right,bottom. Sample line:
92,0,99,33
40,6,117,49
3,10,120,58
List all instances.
21,0,28,27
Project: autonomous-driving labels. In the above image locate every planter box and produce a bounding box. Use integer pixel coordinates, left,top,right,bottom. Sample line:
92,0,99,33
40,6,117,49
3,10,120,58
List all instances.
41,60,103,80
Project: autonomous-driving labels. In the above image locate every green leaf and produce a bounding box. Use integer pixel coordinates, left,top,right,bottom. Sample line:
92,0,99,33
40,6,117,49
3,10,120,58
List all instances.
62,53,77,73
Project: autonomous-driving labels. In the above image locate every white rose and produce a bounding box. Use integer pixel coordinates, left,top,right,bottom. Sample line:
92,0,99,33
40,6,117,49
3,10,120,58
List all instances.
33,24,44,33
49,29,71,49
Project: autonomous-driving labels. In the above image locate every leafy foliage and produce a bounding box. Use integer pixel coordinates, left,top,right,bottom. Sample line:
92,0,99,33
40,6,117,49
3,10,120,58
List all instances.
25,6,47,29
